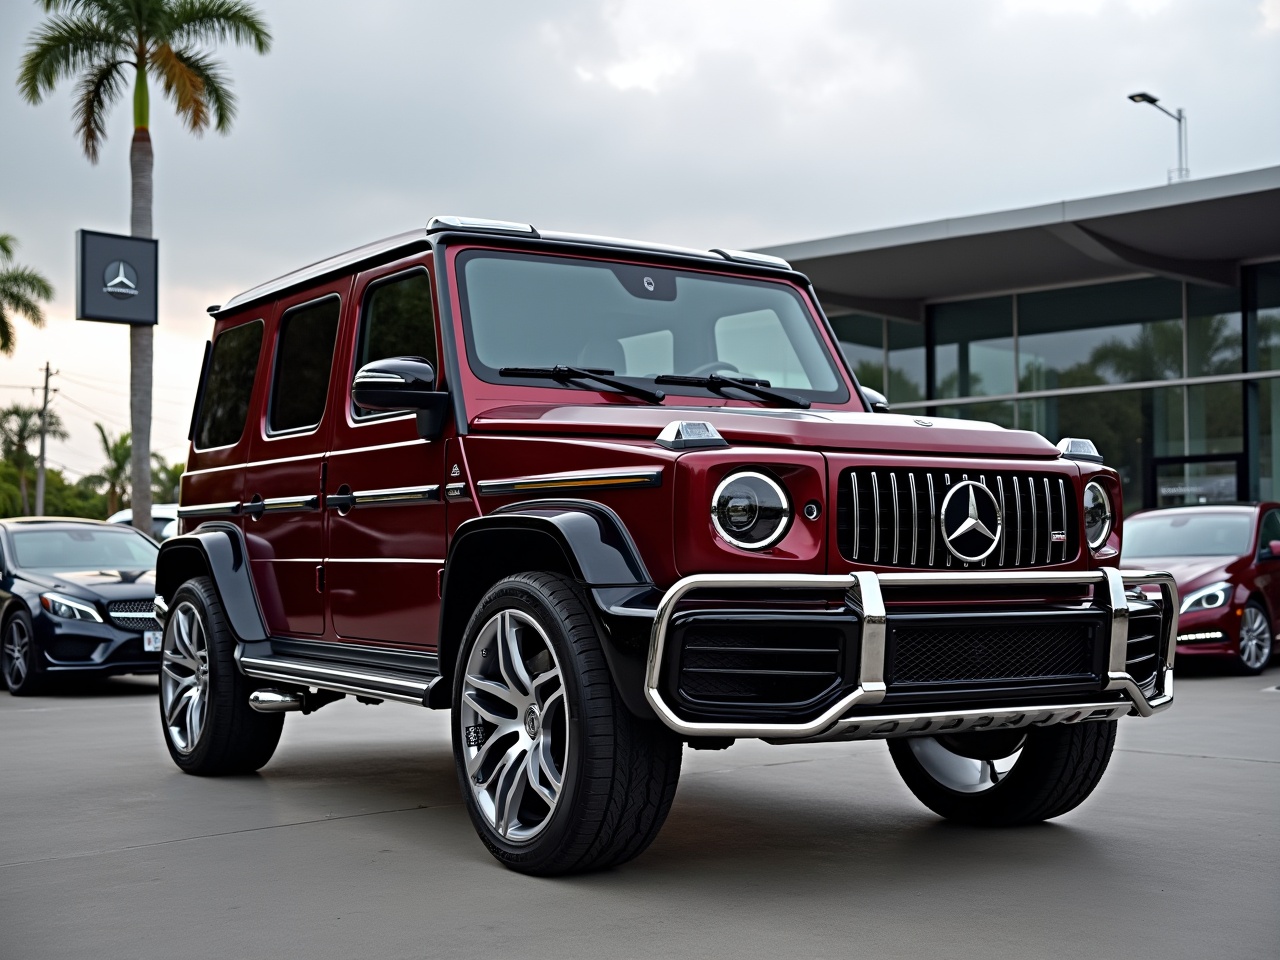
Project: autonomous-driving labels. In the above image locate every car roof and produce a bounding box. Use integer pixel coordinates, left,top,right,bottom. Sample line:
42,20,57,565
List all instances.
1127,503,1275,520
0,517,121,530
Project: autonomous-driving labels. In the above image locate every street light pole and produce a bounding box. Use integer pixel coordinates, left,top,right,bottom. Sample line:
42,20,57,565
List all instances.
1128,92,1189,183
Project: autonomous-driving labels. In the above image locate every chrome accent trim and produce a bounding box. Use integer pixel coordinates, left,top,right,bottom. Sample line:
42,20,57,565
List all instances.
239,655,429,706
476,468,663,497
643,569,1178,738
427,215,536,235
710,471,791,551
445,483,468,499
1014,478,1022,563
351,485,440,508
352,370,407,384
176,501,241,519
908,473,918,566
890,472,900,565
871,471,881,563
248,689,305,713
850,471,860,559
153,595,169,623
712,248,793,269
1058,478,1068,562
1043,477,1052,565
1028,476,1037,564
996,477,1007,566
927,474,936,565
261,495,320,514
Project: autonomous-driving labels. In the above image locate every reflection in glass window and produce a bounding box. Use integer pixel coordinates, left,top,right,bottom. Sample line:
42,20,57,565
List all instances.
196,320,262,450
354,271,435,418
887,318,925,403
1187,382,1243,455
932,296,1014,398
1018,278,1182,389
270,297,340,433
1122,511,1253,558
829,312,884,393
715,311,810,388
1250,262,1280,372
937,401,1015,429
1256,378,1280,501
1187,283,1241,376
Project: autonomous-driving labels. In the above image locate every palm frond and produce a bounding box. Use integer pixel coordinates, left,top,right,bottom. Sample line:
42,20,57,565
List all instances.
166,46,235,133
152,43,208,133
18,13,131,104
0,235,15,261
73,58,129,162
167,0,271,53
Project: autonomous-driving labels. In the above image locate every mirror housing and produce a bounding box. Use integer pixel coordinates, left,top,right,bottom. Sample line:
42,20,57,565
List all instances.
862,386,891,414
352,357,450,439
1265,539,1280,560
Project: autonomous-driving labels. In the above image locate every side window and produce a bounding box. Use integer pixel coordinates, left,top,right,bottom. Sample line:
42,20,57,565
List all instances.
195,320,263,450
269,296,341,434
353,270,436,418
1260,510,1280,555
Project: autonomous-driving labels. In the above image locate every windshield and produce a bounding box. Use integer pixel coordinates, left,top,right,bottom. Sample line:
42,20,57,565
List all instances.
458,250,849,402
1122,512,1253,558
12,527,159,571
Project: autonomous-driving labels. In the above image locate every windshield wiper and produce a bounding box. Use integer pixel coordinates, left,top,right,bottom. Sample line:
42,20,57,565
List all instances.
653,374,810,409
498,366,666,404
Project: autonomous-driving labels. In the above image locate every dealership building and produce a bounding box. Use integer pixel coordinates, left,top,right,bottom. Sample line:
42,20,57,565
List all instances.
760,165,1280,516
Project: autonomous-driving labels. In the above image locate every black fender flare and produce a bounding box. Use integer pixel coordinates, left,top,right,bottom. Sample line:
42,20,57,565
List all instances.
437,499,658,718
155,522,268,643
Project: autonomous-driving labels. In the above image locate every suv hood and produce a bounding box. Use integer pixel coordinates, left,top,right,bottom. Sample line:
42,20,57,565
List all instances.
473,404,1062,459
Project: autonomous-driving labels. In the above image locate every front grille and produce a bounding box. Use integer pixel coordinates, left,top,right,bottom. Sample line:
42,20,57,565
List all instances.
888,618,1097,686
837,467,1078,569
671,611,853,720
107,600,160,632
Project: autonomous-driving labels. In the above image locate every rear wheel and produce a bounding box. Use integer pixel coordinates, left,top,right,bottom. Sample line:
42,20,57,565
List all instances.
160,577,284,775
2,609,45,696
888,721,1117,825
1237,601,1273,675
452,572,682,875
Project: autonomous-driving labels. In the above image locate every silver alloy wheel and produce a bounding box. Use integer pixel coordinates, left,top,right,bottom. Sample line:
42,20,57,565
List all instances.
160,601,210,755
908,736,1024,794
2,617,31,688
1240,605,1273,671
460,608,568,844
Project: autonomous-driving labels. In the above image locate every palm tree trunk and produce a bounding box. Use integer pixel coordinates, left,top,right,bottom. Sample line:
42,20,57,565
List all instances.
18,470,29,515
129,126,153,535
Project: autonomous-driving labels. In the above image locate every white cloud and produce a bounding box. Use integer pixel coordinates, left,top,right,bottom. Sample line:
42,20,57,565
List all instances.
1261,0,1280,30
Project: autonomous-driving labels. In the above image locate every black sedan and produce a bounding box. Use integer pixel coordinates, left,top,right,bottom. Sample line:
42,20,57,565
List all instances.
0,518,161,695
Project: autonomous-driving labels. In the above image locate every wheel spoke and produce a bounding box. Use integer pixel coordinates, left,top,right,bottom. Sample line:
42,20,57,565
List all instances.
496,611,533,697
166,685,196,727
164,648,197,672
162,662,196,687
463,675,521,713
187,689,205,746
466,723,518,777
532,735,562,803
492,742,531,838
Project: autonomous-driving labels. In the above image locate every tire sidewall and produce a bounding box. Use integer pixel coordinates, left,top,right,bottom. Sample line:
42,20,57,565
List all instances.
3,608,43,696
160,579,233,771
451,576,592,870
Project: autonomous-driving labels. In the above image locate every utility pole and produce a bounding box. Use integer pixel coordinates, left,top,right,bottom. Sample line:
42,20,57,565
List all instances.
34,362,54,516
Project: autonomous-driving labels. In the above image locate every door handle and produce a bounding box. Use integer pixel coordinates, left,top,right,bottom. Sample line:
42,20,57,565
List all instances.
327,485,355,516
242,495,265,520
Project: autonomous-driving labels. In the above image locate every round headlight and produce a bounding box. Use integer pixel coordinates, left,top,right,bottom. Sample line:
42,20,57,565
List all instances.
1082,481,1113,550
711,471,791,550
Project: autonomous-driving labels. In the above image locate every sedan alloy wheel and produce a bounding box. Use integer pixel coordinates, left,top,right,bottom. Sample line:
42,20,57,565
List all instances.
1239,602,1273,674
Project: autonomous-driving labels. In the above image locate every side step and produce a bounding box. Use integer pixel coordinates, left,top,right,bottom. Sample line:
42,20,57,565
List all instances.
239,652,442,707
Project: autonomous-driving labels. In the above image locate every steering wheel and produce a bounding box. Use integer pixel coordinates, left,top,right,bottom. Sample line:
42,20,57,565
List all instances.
685,361,740,378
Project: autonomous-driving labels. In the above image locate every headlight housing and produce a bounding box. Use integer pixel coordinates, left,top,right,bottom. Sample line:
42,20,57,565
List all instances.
1180,580,1231,615
40,592,103,622
711,470,791,550
1082,481,1113,550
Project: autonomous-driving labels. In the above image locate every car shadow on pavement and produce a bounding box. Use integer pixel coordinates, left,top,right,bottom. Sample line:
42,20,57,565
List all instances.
38,675,159,698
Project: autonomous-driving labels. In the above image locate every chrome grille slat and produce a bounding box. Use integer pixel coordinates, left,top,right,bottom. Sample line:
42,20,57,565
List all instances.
838,466,1077,571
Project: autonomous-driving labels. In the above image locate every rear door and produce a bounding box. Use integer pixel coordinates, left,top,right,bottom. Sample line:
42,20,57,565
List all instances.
324,258,446,649
243,283,347,637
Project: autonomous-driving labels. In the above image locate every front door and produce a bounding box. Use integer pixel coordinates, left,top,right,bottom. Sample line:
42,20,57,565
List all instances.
243,283,347,637
324,259,447,650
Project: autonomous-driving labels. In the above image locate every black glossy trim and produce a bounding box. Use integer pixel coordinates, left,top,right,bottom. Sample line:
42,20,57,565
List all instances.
482,499,653,585
430,239,469,436
188,339,213,442
257,636,440,678
155,523,268,642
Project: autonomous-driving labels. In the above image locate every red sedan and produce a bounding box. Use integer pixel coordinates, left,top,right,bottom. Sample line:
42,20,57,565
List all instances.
1121,503,1279,674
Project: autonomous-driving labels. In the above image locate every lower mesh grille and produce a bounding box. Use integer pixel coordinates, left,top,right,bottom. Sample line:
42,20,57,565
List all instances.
107,600,159,632
889,619,1097,685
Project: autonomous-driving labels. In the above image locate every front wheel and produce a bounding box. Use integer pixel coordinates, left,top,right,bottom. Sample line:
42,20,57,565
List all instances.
1237,601,1273,675
888,720,1117,825
452,572,682,875
2,609,45,696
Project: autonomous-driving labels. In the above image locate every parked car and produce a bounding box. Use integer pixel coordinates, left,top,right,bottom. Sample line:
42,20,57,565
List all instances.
107,504,180,540
0,518,162,695
156,215,1178,875
1121,503,1278,674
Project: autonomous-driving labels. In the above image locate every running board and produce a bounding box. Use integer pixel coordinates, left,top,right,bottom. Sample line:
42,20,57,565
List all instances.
238,653,441,707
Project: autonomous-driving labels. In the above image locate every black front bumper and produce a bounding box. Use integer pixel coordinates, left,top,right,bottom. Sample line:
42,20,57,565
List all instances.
34,614,160,677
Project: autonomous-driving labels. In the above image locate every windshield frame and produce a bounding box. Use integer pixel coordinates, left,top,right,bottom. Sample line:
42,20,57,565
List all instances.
453,246,854,407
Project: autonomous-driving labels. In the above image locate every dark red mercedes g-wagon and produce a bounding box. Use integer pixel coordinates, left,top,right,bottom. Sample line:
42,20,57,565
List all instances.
155,216,1178,875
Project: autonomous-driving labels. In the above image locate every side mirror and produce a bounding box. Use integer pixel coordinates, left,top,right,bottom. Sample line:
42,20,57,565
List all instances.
862,386,891,414
352,357,450,439
1264,539,1280,560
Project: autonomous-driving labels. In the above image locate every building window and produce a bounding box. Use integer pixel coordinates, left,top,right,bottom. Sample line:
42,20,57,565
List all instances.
1249,261,1280,372
887,318,925,403
932,296,1014,398
1187,283,1242,377
830,312,884,393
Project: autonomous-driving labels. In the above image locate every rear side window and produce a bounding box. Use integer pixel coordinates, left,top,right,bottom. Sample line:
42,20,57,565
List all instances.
353,271,436,417
269,296,341,434
195,320,263,450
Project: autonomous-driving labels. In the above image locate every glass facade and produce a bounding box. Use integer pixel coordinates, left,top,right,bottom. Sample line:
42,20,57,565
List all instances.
830,261,1280,512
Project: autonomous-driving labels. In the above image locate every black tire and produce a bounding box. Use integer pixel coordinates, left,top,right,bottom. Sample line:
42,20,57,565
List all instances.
888,720,1117,826
451,572,682,875
1235,600,1273,676
159,577,284,775
3,608,48,696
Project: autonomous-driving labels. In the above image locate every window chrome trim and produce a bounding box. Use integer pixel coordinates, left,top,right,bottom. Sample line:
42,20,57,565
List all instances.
176,501,242,519
643,569,1178,740
476,468,662,497
261,495,320,514
327,485,441,511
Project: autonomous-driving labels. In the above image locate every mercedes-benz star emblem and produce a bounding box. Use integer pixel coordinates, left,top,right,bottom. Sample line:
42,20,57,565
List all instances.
103,260,139,299
938,480,1002,563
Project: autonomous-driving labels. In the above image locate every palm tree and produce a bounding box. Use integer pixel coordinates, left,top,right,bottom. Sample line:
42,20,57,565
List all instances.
151,452,183,502
84,423,131,516
0,234,55,355
0,404,69,515
18,0,271,536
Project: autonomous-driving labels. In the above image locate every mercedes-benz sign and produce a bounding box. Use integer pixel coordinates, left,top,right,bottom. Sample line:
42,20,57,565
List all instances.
939,480,1003,563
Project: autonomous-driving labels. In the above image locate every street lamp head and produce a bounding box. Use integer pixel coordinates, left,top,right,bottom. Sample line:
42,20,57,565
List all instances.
1129,92,1159,104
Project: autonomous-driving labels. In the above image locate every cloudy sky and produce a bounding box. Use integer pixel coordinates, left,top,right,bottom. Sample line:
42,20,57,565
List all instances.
1,0,1277,481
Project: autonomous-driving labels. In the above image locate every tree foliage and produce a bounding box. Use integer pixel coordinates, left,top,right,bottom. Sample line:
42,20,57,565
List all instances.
0,233,55,356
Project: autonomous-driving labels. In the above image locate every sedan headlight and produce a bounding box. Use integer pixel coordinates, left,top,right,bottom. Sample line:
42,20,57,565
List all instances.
711,470,792,550
1082,481,1113,550
1179,580,1232,615
40,592,103,623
